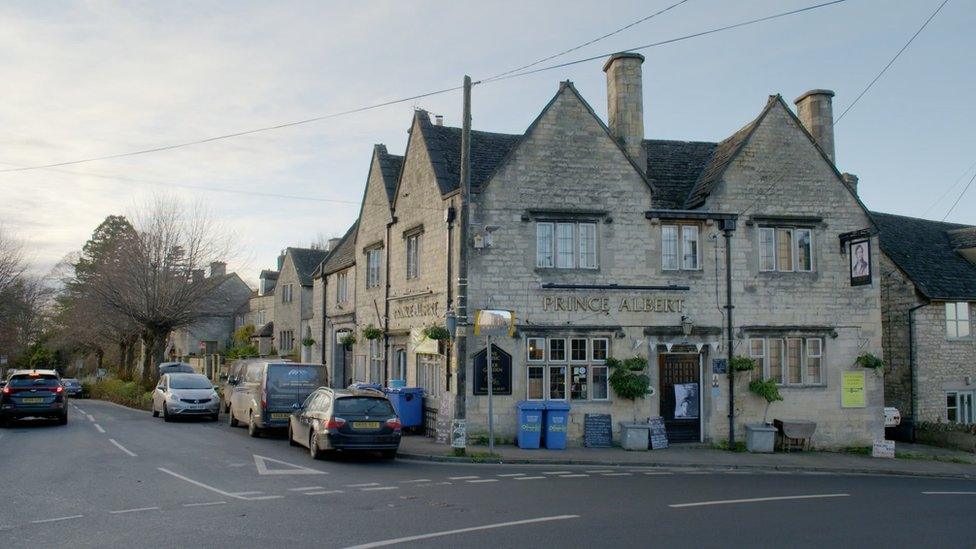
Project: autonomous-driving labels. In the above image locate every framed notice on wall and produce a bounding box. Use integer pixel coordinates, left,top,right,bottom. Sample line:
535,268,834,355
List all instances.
849,239,872,286
841,371,866,408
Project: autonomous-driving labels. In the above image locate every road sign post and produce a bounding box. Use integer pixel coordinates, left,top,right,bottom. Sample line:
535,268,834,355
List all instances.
474,309,515,455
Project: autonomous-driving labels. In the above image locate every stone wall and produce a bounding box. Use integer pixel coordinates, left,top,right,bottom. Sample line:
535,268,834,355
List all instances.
274,252,302,356
325,265,356,388
879,254,922,417
913,301,976,422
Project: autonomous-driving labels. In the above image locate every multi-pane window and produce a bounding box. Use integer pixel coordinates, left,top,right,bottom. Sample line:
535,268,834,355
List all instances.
336,271,348,304
536,222,598,269
406,233,421,279
947,391,974,424
393,349,407,382
366,248,382,288
369,339,383,383
759,227,815,272
279,330,294,352
750,336,824,386
662,225,700,270
946,302,971,339
281,284,294,303
526,337,610,401
417,354,442,397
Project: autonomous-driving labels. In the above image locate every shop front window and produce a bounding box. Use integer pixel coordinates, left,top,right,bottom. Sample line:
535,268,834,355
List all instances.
527,366,545,400
571,366,588,400
549,365,567,400
526,337,611,401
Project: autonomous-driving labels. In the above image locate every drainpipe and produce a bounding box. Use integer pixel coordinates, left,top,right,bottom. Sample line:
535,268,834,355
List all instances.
722,219,737,448
907,300,928,434
383,220,394,387
320,275,328,366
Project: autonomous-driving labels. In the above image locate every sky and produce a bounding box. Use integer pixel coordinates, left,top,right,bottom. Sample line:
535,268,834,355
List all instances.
0,0,972,285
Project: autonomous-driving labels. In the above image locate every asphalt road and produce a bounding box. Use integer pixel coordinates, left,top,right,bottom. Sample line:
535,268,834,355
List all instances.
1,399,974,549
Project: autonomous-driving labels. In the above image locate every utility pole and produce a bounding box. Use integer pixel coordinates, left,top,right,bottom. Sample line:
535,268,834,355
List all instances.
455,75,472,425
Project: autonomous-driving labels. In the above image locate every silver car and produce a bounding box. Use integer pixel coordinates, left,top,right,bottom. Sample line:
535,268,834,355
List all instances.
152,373,220,422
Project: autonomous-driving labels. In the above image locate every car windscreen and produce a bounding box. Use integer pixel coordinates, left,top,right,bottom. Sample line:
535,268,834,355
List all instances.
168,376,213,389
63,379,80,385
8,375,60,388
334,397,395,416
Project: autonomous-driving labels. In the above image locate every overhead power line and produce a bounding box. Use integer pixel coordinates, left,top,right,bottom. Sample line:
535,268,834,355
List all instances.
942,167,976,221
921,159,976,217
0,0,849,176
835,0,950,124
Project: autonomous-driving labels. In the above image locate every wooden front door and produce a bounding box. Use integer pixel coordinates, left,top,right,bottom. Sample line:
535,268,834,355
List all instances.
659,353,701,443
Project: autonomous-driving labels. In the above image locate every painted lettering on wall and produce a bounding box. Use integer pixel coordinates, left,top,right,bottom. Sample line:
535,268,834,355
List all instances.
541,295,684,314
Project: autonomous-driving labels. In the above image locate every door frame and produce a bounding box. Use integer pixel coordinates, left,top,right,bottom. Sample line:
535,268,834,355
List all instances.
658,350,704,443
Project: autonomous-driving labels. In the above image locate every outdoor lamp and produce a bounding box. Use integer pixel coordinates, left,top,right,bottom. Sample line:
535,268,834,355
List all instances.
680,315,694,337
445,309,457,340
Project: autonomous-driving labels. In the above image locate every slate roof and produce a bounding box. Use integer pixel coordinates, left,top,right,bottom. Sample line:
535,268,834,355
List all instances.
321,221,358,275
254,321,274,338
374,145,403,203
871,211,976,300
259,270,279,280
286,247,330,287
416,111,522,195
644,140,718,209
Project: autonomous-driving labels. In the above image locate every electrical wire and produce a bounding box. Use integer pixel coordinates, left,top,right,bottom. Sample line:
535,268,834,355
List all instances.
920,159,976,217
941,167,976,221
835,0,950,124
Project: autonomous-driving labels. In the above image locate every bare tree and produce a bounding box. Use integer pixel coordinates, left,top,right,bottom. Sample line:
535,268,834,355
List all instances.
0,226,24,297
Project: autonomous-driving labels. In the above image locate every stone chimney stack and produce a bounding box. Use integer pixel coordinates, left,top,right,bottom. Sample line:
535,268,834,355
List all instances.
603,52,646,169
191,269,205,284
209,261,226,278
841,173,859,195
794,89,836,164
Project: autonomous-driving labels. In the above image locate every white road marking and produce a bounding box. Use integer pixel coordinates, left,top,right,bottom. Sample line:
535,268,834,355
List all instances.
362,486,398,492
109,438,137,457
305,490,344,495
109,506,159,514
253,454,327,476
601,473,632,476
343,515,580,549
399,479,432,483
93,423,106,433
158,468,271,501
542,471,571,475
74,407,86,414
514,476,545,481
32,515,84,524
466,479,499,483
229,491,264,496
496,473,524,477
642,472,674,476
922,491,976,495
87,414,95,422
435,482,453,485
245,495,284,500
558,474,589,478
346,482,380,488
670,493,850,508
586,470,613,473
686,472,713,475
448,476,480,480
182,501,227,507
288,486,325,491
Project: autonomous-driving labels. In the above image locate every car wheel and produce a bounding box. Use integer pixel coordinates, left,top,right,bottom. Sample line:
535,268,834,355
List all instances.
288,424,299,447
380,449,397,460
58,412,68,426
163,404,172,422
210,413,219,422
228,408,239,427
248,412,260,438
309,432,325,460
152,402,159,418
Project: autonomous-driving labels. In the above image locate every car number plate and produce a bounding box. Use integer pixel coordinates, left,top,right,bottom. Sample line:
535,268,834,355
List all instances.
270,413,290,420
22,397,45,404
352,421,380,429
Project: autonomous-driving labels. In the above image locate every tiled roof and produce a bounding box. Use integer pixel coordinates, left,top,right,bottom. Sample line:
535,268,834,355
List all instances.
321,221,358,275
375,145,403,203
644,140,718,209
286,247,330,286
416,111,522,195
259,270,279,280
255,321,273,338
872,211,976,300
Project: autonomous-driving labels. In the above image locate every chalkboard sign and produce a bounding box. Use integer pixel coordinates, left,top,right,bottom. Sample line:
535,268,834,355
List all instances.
648,416,669,450
583,414,612,448
435,397,454,445
472,345,512,395
712,358,727,374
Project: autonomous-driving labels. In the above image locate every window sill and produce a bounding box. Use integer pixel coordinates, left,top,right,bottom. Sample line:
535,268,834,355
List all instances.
535,267,601,274
945,337,973,342
776,383,827,389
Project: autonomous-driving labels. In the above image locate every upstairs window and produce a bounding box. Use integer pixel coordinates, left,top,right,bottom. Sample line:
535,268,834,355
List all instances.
946,302,971,339
336,271,348,304
281,284,294,303
366,248,382,289
406,233,421,279
759,227,814,272
536,222,598,270
662,224,700,271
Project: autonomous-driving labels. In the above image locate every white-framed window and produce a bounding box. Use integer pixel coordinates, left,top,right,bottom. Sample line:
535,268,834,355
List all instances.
417,353,442,397
749,338,766,381
946,302,971,339
336,271,348,304
662,224,700,271
369,339,383,383
527,366,545,400
767,338,784,384
393,349,407,382
548,338,566,362
591,365,609,400
947,391,975,424
366,248,382,289
754,336,824,386
406,233,421,279
279,330,294,352
570,365,588,400
281,284,294,303
527,338,546,362
806,338,823,384
570,338,588,362
591,338,609,362
536,221,598,269
549,365,567,400
759,226,816,273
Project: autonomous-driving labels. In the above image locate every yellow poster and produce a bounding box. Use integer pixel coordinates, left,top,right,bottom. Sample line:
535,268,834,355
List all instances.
842,372,866,408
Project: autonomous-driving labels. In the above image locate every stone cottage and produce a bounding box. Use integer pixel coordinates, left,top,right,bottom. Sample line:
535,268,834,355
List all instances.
274,247,329,362
169,262,252,356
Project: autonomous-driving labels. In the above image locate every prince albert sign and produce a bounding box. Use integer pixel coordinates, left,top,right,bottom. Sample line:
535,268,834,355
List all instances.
472,345,512,395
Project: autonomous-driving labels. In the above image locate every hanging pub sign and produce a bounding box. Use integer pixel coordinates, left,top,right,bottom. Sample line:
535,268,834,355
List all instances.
849,239,872,286
472,345,512,395
473,309,516,337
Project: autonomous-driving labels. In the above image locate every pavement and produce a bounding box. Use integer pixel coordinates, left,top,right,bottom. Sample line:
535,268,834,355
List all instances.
1,398,975,548
398,435,976,479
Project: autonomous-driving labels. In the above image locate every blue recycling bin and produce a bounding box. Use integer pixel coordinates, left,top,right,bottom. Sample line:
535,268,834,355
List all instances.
544,401,571,450
384,387,424,428
516,401,546,449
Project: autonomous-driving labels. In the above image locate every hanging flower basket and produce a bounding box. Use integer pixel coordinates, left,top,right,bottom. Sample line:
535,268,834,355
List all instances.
362,325,383,340
301,337,315,347
855,353,885,370
340,333,356,348
424,325,451,341
730,356,757,372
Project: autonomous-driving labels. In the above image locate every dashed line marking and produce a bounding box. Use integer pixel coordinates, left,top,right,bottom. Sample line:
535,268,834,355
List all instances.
109,506,159,514
642,472,673,476
586,470,613,474
601,473,632,476
346,483,380,488
74,407,86,414
361,486,398,491
435,482,453,485
288,486,325,491
245,495,284,500
305,490,344,495
182,501,227,507
558,474,589,478
448,476,480,480
514,476,545,481
923,491,976,495
466,479,499,483
686,472,713,475
109,438,137,457
399,479,432,483
542,471,571,475
496,473,524,477
87,414,95,422
32,515,84,524
229,491,264,496
93,423,106,433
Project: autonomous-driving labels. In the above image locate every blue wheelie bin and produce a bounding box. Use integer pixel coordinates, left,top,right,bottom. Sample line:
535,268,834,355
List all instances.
515,401,546,449
544,401,571,450
384,387,424,428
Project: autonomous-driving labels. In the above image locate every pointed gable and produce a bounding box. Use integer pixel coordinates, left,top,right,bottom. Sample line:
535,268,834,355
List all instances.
374,145,403,203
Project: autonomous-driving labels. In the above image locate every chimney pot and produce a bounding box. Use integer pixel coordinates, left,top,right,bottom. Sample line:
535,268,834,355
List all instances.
794,89,836,164
603,53,646,170
209,261,226,278
191,269,205,284
841,172,859,195
327,237,342,251
434,115,444,126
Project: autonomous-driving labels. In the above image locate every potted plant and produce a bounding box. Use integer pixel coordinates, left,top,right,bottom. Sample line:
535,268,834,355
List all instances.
607,356,654,450
424,325,451,341
745,378,783,453
339,333,356,348
362,325,383,341
856,353,885,376
730,356,756,372
301,337,315,348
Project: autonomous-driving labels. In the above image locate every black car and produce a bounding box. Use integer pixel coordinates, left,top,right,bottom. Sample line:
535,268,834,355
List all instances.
62,378,84,398
288,388,401,460
0,370,68,426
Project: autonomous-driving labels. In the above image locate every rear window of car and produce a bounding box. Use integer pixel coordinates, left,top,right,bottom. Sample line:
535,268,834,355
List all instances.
334,397,395,416
267,365,320,392
8,375,60,388
168,375,213,389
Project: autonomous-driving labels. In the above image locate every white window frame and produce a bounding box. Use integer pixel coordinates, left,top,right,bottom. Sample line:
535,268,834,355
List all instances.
548,364,568,400
591,338,609,363
369,339,383,383
681,225,701,270
406,233,421,279
766,338,785,384
946,391,975,424
537,221,598,270
555,223,575,269
281,284,294,303
760,226,817,273
590,364,610,401
366,248,381,289
336,271,348,304
749,338,766,380
946,302,971,339
579,222,598,269
527,337,612,402
662,224,701,271
527,365,546,401
569,338,588,362
662,225,679,271
417,353,442,398
548,338,567,362
776,228,795,273
806,337,824,385
759,228,776,272
795,228,814,272
527,338,546,362
536,223,554,268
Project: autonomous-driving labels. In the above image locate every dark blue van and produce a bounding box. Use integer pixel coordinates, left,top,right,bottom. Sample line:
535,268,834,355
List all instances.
227,360,326,437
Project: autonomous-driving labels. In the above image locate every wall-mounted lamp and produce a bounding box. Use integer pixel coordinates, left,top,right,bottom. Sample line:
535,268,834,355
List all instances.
680,315,694,337
445,309,457,340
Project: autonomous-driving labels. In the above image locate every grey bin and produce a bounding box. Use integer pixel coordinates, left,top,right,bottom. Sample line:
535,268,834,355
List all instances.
620,423,650,451
745,423,777,453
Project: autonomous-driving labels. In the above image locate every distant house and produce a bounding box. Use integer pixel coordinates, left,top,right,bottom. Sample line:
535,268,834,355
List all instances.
874,212,976,428
274,247,330,362
313,221,358,387
168,262,252,357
